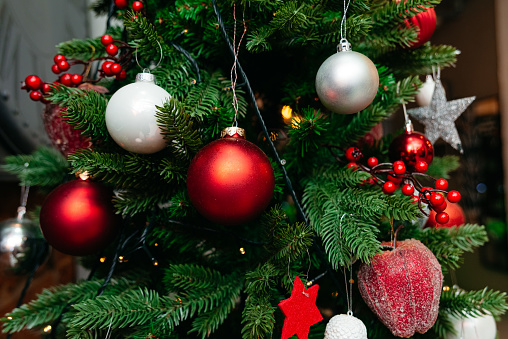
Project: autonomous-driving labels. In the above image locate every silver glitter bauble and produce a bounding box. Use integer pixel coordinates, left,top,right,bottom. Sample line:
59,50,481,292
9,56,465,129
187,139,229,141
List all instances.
0,217,49,275
316,50,379,114
324,314,368,339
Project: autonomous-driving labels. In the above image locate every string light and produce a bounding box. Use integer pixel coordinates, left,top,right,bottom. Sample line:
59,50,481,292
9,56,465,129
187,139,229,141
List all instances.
239,247,246,255
443,286,450,291
306,281,313,286
153,261,159,266
292,116,302,129
78,171,90,181
349,279,355,284
100,257,106,263
7,317,12,320
281,105,293,122
43,325,52,333
154,243,158,247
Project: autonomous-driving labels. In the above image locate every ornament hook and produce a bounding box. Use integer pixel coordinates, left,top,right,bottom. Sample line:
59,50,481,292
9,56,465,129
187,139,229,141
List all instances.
134,40,164,71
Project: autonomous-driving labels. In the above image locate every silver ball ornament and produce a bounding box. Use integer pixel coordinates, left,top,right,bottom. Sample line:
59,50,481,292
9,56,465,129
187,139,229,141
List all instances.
324,314,368,339
106,72,170,154
316,50,379,114
0,217,49,275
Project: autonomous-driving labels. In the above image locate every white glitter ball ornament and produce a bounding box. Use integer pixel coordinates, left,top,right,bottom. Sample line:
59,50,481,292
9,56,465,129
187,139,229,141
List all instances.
105,72,170,154
415,75,435,107
315,40,379,115
445,313,497,339
324,314,368,339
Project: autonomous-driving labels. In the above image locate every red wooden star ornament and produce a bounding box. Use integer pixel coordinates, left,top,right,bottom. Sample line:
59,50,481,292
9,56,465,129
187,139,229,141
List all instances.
278,276,323,339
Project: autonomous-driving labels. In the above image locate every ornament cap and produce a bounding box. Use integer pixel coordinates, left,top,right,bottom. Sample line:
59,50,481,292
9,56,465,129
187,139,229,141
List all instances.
404,120,414,133
135,71,156,83
221,126,246,139
338,38,352,52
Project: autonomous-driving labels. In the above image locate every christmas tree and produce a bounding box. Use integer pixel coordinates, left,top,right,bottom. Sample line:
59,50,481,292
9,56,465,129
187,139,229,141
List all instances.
2,0,508,338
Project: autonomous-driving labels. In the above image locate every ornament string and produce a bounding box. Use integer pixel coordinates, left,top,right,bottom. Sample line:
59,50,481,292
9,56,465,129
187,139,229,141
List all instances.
230,2,247,126
17,185,30,220
134,40,163,71
339,213,354,315
211,0,345,297
286,249,312,297
340,0,352,41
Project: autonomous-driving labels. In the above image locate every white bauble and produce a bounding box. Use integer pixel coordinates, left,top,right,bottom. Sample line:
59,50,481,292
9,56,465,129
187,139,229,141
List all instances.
445,313,497,339
106,72,170,154
415,75,435,107
316,50,379,115
324,314,368,339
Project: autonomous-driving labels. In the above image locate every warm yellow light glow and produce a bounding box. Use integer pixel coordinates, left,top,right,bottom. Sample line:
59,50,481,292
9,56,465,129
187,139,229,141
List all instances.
78,171,90,181
7,316,12,320
443,286,450,291
292,116,302,129
154,243,159,247
100,257,106,263
332,291,339,297
239,247,246,255
306,281,313,286
44,325,52,333
281,105,293,120
348,279,355,284
153,261,159,266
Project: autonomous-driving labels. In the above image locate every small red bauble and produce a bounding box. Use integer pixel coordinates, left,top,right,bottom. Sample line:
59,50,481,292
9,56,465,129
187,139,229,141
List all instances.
358,239,443,337
435,178,448,191
367,157,378,167
115,0,128,9
414,160,428,173
58,60,70,72
426,199,465,228
405,6,437,48
393,160,406,175
71,74,83,85
116,70,127,81
106,44,119,56
345,146,361,162
101,34,114,46
24,75,42,90
29,90,42,101
53,54,66,63
346,162,358,170
389,130,433,171
102,61,114,76
51,64,62,74
110,63,122,75
382,181,396,195
39,180,122,256
429,193,444,207
132,1,144,11
59,73,72,86
187,134,275,226
435,212,450,225
401,184,414,196
447,190,461,203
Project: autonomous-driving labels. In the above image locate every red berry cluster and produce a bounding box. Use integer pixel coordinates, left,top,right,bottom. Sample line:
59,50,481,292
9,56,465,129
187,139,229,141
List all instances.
343,146,461,225
51,55,84,87
23,75,51,102
100,35,127,80
114,0,144,11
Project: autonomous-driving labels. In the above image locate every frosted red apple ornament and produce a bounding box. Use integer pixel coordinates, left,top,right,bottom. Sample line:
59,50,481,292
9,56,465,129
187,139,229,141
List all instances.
358,239,443,337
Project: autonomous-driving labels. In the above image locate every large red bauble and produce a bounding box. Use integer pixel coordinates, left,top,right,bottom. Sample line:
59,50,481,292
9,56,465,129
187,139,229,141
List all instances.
389,130,433,171
43,104,92,157
425,199,465,228
40,180,122,256
405,6,437,48
358,239,443,338
187,138,275,225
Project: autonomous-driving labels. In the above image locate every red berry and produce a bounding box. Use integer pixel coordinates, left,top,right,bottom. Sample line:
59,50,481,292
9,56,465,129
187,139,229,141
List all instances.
410,195,419,203
434,200,447,212
42,83,52,94
382,181,396,195
58,60,70,71
110,63,122,75
393,160,406,175
346,162,358,170
132,1,143,11
53,54,66,63
367,157,378,167
447,190,461,203
115,70,127,80
415,160,428,173
71,74,83,85
420,186,433,199
387,173,403,184
24,75,42,90
435,212,450,225
345,147,361,162
401,184,414,196
102,61,114,76
115,0,128,9
29,90,42,101
59,73,72,86
101,35,114,46
435,178,448,191
51,64,62,74
106,44,119,56
429,193,444,207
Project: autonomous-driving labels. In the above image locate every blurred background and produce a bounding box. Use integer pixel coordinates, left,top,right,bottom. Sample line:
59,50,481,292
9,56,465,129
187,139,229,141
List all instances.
0,0,507,337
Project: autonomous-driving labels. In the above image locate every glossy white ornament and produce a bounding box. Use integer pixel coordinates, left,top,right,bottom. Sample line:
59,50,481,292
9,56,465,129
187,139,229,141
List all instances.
324,314,368,339
445,313,497,339
106,72,170,154
316,41,379,115
415,75,435,107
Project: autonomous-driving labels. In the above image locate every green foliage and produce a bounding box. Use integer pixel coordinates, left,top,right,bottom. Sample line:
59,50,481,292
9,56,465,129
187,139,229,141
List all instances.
440,286,508,320
56,38,105,60
425,155,461,179
124,10,169,62
289,108,330,158
1,147,68,187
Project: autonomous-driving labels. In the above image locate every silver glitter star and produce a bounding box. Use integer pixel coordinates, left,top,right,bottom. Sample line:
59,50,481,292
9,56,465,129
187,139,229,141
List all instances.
407,78,475,153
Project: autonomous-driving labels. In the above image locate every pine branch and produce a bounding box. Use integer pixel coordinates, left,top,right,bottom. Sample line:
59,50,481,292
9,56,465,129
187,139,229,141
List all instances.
425,155,461,179
183,72,222,118
440,287,508,319
1,147,69,187
155,98,203,162
289,108,330,158
56,38,105,61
